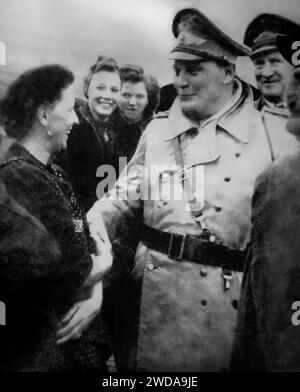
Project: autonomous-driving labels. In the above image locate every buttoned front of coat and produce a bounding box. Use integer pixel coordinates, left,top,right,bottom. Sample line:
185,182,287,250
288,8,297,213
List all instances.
89,82,298,371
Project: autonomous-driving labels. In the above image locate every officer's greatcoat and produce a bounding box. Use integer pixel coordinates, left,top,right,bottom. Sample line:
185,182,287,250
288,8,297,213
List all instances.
89,80,298,372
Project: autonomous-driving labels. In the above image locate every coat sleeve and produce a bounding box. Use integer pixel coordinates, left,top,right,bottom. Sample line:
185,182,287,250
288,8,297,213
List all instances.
0,183,62,303
0,162,92,308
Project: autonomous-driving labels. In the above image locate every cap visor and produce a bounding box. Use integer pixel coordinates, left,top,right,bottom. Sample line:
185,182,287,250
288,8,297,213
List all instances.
251,44,278,58
169,51,206,61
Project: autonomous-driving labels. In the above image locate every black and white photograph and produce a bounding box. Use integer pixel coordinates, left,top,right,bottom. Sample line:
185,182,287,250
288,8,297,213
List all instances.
1,0,300,378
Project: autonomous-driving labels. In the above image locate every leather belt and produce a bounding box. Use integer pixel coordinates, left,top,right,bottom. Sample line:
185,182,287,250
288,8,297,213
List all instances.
140,224,246,272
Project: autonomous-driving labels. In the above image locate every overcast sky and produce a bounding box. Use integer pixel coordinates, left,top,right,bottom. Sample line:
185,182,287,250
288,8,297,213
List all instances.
1,0,300,95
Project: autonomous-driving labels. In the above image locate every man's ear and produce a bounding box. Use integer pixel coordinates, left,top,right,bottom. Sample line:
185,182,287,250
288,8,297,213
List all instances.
223,63,235,84
37,106,49,127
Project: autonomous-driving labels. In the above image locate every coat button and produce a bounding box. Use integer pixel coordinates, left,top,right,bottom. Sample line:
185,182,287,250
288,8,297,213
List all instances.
235,152,241,158
209,235,216,243
147,263,154,271
232,299,238,310
224,177,231,182
201,300,207,306
200,268,207,277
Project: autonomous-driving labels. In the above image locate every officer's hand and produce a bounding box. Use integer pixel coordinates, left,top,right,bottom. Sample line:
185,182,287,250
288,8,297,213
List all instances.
83,234,113,289
87,206,112,251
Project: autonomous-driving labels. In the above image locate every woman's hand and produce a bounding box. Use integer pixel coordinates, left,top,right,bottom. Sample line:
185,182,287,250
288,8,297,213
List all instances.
56,281,103,345
82,233,113,289
87,208,112,251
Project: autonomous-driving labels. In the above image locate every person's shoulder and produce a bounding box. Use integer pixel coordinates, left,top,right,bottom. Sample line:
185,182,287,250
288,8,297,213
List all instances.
0,156,38,177
273,151,300,177
263,110,299,158
0,156,52,197
145,111,170,131
141,112,171,144
256,150,300,190
152,110,170,120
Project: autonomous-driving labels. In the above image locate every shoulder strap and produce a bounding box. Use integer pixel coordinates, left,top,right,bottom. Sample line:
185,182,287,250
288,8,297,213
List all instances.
172,136,203,223
261,111,276,162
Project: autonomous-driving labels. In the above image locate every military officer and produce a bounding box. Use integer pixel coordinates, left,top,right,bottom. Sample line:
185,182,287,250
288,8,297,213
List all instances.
88,8,298,372
244,13,300,150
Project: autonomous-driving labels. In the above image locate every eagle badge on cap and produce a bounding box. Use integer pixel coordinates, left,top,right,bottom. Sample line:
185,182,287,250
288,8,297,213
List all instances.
178,31,207,46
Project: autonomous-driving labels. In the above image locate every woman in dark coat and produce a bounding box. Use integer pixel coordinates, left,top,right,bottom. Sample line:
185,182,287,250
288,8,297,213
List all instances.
57,56,122,212
0,64,112,371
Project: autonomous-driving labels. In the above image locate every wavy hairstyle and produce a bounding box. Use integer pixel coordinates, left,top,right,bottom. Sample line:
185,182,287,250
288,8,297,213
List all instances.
83,55,120,98
0,64,74,139
119,64,160,122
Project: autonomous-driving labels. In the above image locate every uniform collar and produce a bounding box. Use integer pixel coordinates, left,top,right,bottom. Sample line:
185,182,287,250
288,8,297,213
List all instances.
165,79,254,143
262,97,290,118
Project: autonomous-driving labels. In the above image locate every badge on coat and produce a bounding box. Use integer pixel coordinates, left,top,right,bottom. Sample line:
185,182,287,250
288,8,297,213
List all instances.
73,219,84,233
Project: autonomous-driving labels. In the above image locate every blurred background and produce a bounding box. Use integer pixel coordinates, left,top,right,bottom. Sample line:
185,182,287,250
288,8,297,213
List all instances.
0,0,300,98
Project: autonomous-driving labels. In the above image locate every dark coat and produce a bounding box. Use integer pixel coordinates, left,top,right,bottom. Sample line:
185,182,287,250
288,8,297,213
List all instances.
0,182,62,371
231,150,300,371
110,109,148,165
0,143,109,371
55,100,148,213
56,99,119,212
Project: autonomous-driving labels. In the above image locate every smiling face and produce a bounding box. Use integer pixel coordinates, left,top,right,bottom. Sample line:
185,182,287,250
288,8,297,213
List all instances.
87,70,121,122
118,81,148,123
253,50,294,104
173,59,229,121
46,83,78,151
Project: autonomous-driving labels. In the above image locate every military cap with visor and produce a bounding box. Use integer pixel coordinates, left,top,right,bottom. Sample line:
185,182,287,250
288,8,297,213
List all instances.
244,13,300,59
171,8,250,64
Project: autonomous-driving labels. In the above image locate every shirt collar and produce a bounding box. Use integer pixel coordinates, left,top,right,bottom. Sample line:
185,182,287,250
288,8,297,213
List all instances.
165,79,254,143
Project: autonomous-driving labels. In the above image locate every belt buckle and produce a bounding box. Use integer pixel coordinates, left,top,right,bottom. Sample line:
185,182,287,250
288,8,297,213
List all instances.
167,232,186,261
